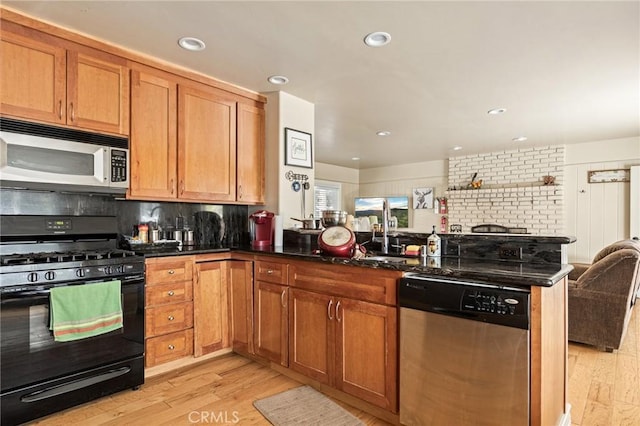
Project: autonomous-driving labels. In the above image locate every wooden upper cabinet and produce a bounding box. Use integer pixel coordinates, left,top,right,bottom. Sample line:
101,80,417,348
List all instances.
67,50,129,135
129,66,178,200
0,27,66,124
178,85,237,202
237,103,265,204
0,24,129,135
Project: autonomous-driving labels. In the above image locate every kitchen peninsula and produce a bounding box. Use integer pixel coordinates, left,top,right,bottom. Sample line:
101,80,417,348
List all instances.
137,232,574,426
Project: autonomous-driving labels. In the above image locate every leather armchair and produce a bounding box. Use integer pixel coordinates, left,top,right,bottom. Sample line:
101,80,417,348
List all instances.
568,239,640,352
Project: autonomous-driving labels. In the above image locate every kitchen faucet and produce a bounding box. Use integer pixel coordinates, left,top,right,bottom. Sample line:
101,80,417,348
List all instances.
381,198,390,254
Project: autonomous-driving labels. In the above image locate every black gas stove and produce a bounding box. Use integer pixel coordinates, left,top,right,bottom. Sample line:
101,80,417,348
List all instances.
0,215,145,425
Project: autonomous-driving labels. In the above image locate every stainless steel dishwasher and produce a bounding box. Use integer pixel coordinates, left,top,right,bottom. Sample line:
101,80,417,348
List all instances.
399,274,530,426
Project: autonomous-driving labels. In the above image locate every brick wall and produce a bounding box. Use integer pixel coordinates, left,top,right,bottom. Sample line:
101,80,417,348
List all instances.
447,146,564,235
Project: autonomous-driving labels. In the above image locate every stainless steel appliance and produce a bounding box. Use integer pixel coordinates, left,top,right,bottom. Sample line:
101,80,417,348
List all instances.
399,275,530,426
0,118,129,193
0,215,145,425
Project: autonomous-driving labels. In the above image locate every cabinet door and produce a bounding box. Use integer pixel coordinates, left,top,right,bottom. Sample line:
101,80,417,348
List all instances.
0,27,66,124
194,261,230,357
129,67,178,200
67,50,129,135
289,288,333,385
229,260,254,356
178,85,236,202
254,281,288,366
334,298,398,412
236,103,265,204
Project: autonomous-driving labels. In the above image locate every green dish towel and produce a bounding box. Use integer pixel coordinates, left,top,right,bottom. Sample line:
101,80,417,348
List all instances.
50,280,123,342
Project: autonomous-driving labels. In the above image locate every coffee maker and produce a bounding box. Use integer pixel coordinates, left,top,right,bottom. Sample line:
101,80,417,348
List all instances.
249,210,275,248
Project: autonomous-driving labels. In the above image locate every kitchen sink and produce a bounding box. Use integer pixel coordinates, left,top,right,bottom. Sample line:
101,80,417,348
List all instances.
357,255,407,263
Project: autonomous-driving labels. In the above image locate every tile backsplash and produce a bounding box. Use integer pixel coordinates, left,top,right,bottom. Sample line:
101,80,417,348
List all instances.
0,189,249,247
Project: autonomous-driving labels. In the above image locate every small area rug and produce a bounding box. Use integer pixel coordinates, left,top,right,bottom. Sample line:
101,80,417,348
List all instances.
253,385,364,426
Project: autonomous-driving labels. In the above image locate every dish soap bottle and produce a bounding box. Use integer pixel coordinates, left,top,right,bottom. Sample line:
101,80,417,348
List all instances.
427,225,441,257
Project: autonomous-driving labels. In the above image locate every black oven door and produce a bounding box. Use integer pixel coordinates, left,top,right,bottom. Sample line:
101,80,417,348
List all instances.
0,274,145,424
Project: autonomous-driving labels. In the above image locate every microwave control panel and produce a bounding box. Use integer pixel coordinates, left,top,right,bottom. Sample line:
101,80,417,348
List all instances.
110,149,127,182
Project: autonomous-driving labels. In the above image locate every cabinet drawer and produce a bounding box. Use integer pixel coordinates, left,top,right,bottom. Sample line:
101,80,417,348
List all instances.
146,257,193,285
145,329,194,367
146,281,193,306
255,260,288,285
289,260,400,305
145,302,193,337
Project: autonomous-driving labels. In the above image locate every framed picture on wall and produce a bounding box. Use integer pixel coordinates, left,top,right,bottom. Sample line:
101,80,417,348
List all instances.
413,187,434,209
285,128,313,169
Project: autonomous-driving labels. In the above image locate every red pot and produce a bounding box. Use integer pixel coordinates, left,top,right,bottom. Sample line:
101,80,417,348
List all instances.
318,226,356,257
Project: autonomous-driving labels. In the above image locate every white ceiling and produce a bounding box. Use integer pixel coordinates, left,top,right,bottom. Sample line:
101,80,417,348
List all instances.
4,1,639,169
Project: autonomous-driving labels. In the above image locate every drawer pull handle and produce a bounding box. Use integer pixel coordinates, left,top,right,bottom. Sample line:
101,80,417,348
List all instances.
168,344,175,350
167,290,175,296
327,300,334,320
168,315,175,321
58,100,63,119
168,270,175,275
266,269,273,275
336,301,342,322
281,289,286,307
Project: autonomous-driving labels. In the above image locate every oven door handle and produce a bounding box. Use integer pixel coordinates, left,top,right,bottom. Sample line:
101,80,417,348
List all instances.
20,366,131,403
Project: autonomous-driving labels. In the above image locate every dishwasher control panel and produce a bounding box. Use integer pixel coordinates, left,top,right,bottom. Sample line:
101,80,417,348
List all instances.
462,289,527,316
399,275,530,329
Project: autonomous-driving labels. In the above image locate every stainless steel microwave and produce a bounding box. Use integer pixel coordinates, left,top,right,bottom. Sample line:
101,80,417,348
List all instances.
0,118,129,194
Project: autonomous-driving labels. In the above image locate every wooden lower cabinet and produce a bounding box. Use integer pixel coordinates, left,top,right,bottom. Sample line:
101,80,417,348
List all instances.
289,288,332,384
144,256,195,368
335,297,397,411
228,260,254,356
289,287,398,412
194,260,230,357
146,329,194,367
254,280,288,366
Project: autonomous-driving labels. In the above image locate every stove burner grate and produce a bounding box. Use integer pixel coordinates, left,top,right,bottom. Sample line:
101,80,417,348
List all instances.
1,250,138,266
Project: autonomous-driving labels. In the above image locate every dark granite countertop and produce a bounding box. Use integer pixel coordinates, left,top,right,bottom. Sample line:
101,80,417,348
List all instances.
235,246,573,287
132,245,230,258
132,244,572,287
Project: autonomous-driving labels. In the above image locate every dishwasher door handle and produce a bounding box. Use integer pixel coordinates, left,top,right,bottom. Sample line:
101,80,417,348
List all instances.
430,307,479,320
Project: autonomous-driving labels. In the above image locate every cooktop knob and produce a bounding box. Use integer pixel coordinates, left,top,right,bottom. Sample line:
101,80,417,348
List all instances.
44,271,56,281
27,272,38,283
75,268,86,278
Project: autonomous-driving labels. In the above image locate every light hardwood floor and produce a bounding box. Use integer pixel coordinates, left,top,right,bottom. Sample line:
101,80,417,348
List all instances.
569,305,640,426
29,307,640,426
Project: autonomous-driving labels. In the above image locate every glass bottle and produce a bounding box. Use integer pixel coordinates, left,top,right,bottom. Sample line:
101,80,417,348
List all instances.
427,225,441,257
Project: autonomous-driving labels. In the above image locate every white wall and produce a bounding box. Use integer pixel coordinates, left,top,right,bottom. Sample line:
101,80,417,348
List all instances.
260,91,315,230
563,136,640,262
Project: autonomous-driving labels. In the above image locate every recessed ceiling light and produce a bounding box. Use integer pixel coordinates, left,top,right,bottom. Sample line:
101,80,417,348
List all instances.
488,108,507,115
512,136,528,142
452,146,463,151
364,32,391,47
351,157,360,161
376,130,391,136
178,37,206,51
267,75,289,85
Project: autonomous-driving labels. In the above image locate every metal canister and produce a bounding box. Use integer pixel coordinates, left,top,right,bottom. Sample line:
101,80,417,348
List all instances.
149,229,160,243
183,230,194,246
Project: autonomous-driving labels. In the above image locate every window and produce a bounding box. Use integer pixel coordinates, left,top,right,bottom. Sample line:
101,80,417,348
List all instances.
314,180,342,217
